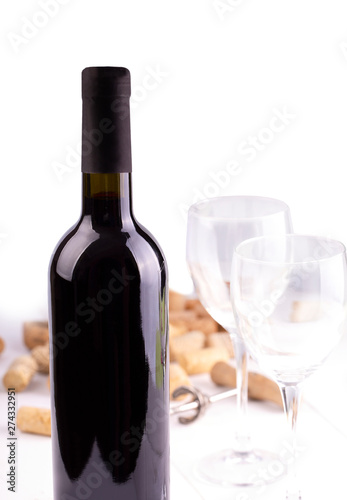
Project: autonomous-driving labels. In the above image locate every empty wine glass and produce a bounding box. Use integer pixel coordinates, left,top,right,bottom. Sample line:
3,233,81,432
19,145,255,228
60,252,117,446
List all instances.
186,196,292,486
231,234,347,498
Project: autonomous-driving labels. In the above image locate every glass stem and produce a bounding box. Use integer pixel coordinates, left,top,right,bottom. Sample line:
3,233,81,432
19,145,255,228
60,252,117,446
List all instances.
232,336,252,454
279,383,303,500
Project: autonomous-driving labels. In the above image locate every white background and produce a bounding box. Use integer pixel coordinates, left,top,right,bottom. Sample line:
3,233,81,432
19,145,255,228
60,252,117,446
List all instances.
1,0,347,336
1,2,347,499
0,0,347,337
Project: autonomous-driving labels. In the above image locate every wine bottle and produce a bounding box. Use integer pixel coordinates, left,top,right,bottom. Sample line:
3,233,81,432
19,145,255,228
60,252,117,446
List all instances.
49,67,169,500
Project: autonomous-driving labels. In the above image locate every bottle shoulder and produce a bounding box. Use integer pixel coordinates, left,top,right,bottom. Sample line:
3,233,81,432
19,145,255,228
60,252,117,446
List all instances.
50,215,166,282
133,219,166,267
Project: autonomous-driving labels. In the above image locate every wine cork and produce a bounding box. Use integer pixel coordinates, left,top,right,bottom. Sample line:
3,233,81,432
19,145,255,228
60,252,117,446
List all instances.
17,407,51,436
185,298,210,317
170,310,219,336
169,310,197,327
189,316,219,336
170,363,191,399
211,361,282,407
177,347,229,375
169,289,187,311
290,300,321,322
170,330,205,362
23,321,49,350
3,355,38,392
31,343,50,374
169,322,188,338
0,337,5,353
206,332,234,358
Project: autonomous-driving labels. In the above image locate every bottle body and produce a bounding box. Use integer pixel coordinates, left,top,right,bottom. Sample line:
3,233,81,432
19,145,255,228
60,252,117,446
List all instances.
49,174,170,499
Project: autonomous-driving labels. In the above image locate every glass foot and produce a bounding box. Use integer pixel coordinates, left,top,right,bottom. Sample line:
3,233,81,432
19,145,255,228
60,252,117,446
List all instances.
197,448,286,487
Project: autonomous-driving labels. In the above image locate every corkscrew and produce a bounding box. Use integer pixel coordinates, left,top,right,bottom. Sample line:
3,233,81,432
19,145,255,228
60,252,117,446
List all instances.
170,385,237,424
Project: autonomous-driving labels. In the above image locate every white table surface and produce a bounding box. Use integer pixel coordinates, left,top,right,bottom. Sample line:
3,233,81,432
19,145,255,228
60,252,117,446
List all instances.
1,324,347,500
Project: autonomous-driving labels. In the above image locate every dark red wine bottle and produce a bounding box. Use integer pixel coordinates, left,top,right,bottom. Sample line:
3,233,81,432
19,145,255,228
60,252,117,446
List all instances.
49,67,169,500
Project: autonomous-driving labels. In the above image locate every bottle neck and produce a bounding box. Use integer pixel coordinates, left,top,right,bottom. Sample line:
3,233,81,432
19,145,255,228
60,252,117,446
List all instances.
82,173,133,228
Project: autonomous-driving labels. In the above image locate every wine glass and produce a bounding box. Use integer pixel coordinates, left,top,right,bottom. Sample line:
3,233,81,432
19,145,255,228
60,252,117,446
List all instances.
186,196,293,486
231,234,347,498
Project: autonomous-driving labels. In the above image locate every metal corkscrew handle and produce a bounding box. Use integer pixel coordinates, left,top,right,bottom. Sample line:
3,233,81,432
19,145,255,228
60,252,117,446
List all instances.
170,385,237,424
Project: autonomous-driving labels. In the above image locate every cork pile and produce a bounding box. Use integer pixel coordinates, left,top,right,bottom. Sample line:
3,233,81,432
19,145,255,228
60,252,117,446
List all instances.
169,289,233,396
1,322,51,436
3,322,50,390
0,290,282,437
169,290,282,407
